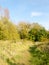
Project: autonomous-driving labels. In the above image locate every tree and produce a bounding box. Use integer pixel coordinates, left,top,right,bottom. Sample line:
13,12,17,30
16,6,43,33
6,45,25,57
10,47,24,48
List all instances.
0,17,20,40
28,23,48,41
18,22,30,39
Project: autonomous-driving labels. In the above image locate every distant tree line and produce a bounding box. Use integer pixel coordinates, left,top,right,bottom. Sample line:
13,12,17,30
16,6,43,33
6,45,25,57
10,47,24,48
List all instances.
18,22,49,42
0,6,49,41
0,17,49,41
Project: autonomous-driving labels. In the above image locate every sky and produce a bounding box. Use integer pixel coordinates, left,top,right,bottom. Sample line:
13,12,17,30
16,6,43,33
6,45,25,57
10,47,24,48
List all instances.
0,0,49,30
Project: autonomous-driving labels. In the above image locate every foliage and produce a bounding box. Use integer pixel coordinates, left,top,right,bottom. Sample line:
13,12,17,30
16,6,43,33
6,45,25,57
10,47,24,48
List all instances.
29,42,49,65
28,23,48,41
0,17,49,41
18,22,30,39
0,17,20,40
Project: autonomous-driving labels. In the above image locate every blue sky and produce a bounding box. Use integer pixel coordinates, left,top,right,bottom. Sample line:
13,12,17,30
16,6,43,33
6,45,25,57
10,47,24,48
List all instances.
0,0,49,30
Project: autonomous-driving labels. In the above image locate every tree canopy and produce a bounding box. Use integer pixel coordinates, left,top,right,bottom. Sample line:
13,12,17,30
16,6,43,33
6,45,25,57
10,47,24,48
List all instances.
0,18,49,42
0,17,20,40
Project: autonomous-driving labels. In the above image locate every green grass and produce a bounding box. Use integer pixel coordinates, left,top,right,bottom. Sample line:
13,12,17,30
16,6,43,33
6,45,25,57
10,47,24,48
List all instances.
29,42,49,65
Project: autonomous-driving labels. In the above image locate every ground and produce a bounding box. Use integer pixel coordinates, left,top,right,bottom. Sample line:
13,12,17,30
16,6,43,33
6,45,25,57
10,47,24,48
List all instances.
0,40,33,65
0,40,49,65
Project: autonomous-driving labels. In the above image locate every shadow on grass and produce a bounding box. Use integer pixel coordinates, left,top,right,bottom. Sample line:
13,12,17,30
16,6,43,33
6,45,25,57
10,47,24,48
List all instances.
6,58,25,65
29,44,49,65
6,58,17,65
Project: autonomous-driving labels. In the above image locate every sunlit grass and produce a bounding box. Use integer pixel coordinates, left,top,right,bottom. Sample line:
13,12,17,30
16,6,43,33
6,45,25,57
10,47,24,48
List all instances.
0,40,33,65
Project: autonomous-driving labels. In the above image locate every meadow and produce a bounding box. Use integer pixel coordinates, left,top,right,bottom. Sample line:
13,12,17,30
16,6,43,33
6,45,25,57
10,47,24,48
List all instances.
0,40,33,65
0,40,49,65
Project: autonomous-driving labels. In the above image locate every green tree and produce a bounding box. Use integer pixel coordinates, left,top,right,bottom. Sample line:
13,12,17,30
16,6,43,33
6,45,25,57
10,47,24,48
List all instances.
0,17,20,40
18,22,30,39
28,23,47,41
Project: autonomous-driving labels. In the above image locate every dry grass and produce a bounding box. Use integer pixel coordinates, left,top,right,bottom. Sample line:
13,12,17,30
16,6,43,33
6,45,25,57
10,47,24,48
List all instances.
0,40,33,65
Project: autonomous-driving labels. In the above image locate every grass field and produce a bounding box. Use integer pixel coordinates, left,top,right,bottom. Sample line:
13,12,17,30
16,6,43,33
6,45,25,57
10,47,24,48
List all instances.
0,40,33,65
0,40,49,65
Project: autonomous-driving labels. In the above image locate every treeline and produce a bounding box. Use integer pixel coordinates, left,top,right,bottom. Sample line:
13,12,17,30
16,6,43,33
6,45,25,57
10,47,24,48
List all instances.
0,17,49,41
18,22,49,42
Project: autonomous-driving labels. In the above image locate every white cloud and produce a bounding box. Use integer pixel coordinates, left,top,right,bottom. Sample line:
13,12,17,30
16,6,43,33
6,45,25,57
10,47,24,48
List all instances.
31,12,43,17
